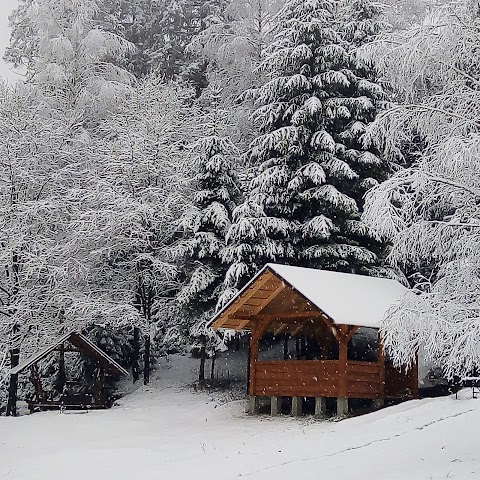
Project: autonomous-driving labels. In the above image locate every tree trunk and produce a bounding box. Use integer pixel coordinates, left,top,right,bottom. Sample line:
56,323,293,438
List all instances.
6,348,20,417
210,352,216,381
143,335,150,385
132,327,141,383
198,345,206,383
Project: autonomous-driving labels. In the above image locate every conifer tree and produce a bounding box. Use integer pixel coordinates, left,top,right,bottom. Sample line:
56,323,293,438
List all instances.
177,84,241,317
175,85,240,378
222,0,393,295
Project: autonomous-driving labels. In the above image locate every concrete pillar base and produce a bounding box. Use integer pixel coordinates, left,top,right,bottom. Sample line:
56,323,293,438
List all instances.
337,397,349,416
315,397,327,417
271,396,281,416
291,396,302,416
247,395,259,414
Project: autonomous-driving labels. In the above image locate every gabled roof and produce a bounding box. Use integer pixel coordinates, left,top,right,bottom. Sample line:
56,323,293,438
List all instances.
210,263,408,331
10,331,129,376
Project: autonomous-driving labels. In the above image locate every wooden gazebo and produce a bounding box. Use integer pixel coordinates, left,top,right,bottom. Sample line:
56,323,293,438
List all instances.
9,331,128,414
209,264,418,416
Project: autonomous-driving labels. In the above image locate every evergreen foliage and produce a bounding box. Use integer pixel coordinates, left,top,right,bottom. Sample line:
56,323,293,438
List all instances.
222,0,393,295
103,0,227,85
175,85,241,354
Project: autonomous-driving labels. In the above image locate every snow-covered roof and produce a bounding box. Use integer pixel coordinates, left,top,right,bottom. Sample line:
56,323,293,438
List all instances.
210,263,408,330
266,264,408,328
10,331,128,376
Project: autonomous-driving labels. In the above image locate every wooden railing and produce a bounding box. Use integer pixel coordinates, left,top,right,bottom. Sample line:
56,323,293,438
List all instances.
253,360,383,399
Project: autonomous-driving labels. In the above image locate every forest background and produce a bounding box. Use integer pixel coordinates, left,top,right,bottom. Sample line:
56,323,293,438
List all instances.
1,0,479,411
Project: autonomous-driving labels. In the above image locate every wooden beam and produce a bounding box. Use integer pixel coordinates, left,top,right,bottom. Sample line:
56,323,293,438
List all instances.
237,319,251,330
231,311,320,321
290,324,303,337
274,323,288,336
215,272,274,327
254,282,286,315
318,314,341,342
31,363,46,403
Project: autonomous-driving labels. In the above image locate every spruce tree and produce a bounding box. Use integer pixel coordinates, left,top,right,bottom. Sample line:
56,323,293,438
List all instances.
176,85,241,368
222,0,393,294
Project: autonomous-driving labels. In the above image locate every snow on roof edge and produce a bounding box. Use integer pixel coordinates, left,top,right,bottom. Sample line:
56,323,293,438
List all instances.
206,264,270,329
208,263,409,330
10,330,128,376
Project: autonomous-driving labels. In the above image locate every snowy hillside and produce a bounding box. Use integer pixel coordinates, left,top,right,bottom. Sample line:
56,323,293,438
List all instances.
1,355,478,480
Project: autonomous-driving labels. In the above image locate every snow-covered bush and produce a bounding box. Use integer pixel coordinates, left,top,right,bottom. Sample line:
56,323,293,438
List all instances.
362,1,480,378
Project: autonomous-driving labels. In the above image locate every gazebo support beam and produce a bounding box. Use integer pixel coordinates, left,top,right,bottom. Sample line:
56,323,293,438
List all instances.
337,397,348,416
247,395,259,414
291,396,302,416
271,396,281,416
315,397,327,417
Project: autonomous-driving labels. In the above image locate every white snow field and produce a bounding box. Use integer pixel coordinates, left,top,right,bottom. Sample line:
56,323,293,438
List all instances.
1,356,478,480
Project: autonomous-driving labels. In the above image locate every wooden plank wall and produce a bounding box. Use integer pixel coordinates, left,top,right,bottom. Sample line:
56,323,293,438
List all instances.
254,360,339,397
385,363,419,399
253,360,383,398
346,361,383,399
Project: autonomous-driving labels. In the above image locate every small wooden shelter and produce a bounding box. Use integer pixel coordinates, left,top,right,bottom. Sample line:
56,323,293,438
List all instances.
210,264,418,416
10,331,128,413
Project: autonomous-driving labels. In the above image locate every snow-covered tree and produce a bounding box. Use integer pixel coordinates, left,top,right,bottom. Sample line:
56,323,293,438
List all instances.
85,77,201,383
174,84,240,379
222,0,393,295
0,0,137,409
361,1,480,378
188,0,282,103
98,0,227,83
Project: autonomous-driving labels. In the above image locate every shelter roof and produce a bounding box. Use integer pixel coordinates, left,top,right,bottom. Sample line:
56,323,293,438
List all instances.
209,263,408,331
10,331,129,376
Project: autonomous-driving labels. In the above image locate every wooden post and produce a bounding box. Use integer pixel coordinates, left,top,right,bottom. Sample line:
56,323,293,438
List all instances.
247,395,259,414
291,396,302,416
249,318,274,397
249,332,259,395
246,332,251,394
6,348,20,417
283,335,289,360
337,396,348,416
271,396,281,416
315,397,327,417
337,326,349,416
338,333,348,398
31,364,46,404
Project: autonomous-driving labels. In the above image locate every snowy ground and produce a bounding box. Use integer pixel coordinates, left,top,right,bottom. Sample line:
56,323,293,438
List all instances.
1,355,478,480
